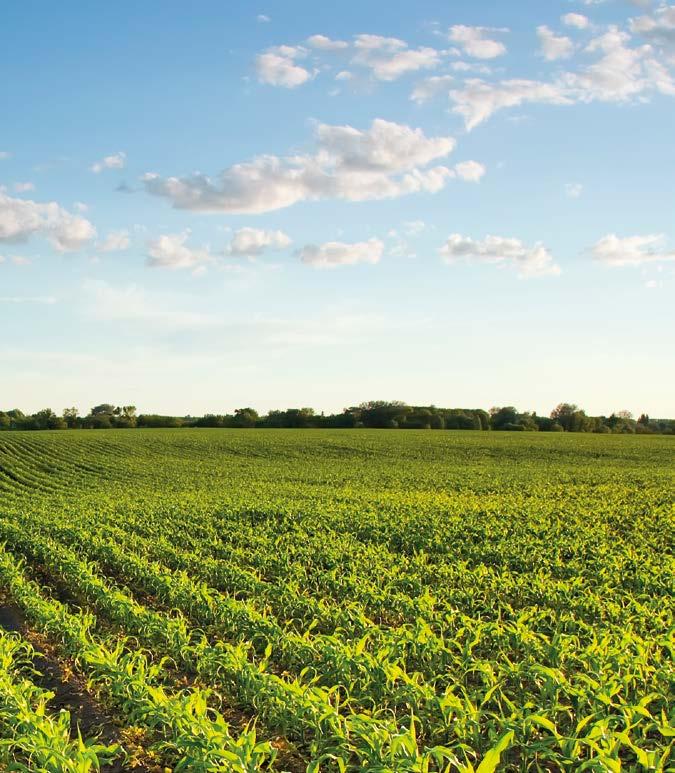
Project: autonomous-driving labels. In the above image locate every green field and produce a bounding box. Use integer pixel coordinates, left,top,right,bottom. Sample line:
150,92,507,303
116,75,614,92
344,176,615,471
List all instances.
0,430,672,772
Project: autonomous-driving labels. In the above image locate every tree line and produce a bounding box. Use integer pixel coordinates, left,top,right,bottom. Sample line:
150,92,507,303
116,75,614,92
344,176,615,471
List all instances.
0,401,673,434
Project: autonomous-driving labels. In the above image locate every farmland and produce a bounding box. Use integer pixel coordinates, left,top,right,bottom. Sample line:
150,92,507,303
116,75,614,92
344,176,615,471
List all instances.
0,429,672,772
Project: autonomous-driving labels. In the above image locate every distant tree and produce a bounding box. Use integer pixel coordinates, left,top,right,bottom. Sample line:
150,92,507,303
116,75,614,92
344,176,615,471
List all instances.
355,401,412,428
551,403,589,432
137,414,184,428
490,406,519,430
429,413,445,430
232,408,259,428
88,413,112,429
32,408,66,430
637,413,650,425
62,407,79,429
90,404,116,416
517,412,539,432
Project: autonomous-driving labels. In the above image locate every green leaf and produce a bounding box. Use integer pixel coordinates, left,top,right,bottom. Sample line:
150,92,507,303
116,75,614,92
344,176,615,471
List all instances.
476,731,515,773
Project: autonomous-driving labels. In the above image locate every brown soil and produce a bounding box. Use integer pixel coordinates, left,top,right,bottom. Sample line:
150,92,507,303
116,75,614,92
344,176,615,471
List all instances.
0,597,156,772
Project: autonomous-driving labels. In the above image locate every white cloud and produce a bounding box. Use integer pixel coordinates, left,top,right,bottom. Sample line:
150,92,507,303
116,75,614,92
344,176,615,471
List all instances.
562,13,590,30
316,119,455,171
14,182,35,193
448,26,508,59
430,22,675,129
439,234,561,277
0,152,10,160
306,34,349,50
257,14,270,23
299,238,384,268
0,190,96,251
352,34,441,80
565,182,584,198
98,229,131,252
90,151,126,173
561,26,675,101
74,202,89,212
454,160,486,182
537,25,575,61
630,4,675,58
410,74,455,103
592,233,675,266
256,45,312,87
146,231,215,270
449,78,572,130
142,119,462,214
448,26,675,129
228,227,291,256
256,32,449,86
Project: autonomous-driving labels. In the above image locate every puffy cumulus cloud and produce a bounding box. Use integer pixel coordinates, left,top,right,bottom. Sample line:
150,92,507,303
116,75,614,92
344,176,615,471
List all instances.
561,26,674,101
14,182,35,193
255,45,312,87
228,227,292,256
142,119,466,214
98,230,131,252
0,190,96,251
315,119,455,172
90,151,126,173
448,26,508,59
592,233,675,266
256,14,270,23
630,4,675,58
439,234,561,278
306,34,348,50
299,238,384,268
537,26,575,61
562,13,590,30
146,231,215,270
257,33,445,86
454,160,486,182
352,34,441,80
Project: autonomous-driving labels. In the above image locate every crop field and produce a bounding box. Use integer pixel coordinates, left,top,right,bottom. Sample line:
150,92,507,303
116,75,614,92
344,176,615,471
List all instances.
0,429,672,772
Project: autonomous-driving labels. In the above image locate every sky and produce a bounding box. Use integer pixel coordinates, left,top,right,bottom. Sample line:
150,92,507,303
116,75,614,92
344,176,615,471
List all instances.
1,0,674,418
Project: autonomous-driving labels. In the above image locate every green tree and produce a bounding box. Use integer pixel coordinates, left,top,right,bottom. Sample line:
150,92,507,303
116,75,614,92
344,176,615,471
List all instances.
62,407,79,429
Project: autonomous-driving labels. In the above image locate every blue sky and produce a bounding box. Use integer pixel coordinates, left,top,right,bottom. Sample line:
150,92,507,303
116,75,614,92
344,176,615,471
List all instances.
1,0,674,417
